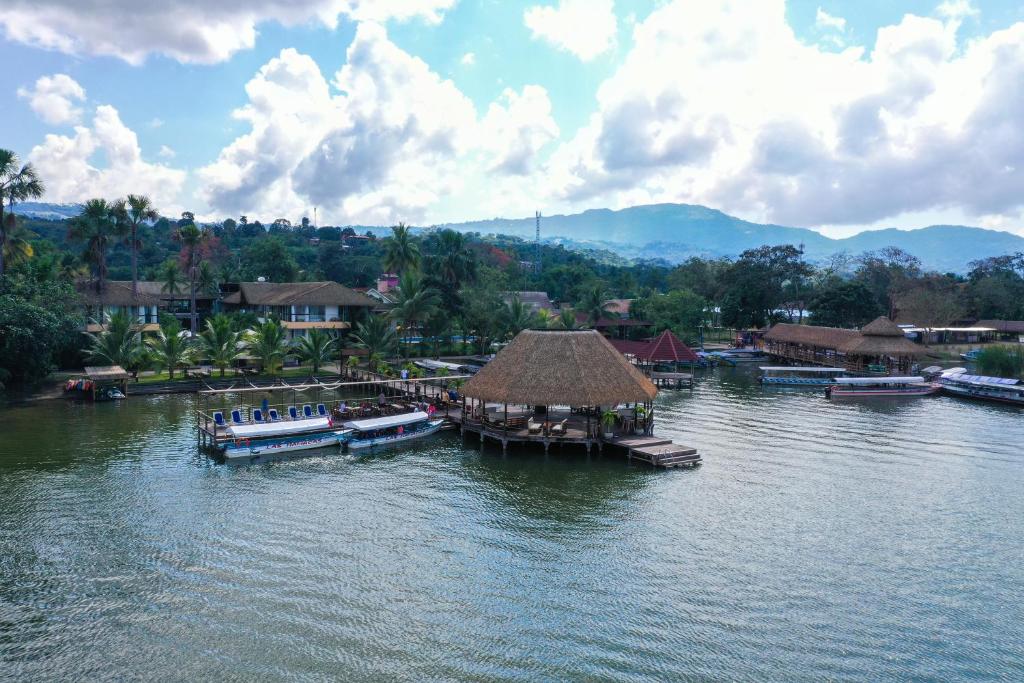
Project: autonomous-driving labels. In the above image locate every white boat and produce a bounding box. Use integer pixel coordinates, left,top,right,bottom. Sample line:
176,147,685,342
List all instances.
826,376,940,398
226,416,334,440
343,411,445,450
759,366,847,386
939,370,1024,406
223,429,352,459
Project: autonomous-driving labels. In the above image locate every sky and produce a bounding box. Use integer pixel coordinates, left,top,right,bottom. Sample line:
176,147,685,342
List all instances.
2,0,1024,237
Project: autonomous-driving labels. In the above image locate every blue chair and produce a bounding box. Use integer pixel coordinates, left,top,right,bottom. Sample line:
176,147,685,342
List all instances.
288,406,299,420
317,403,328,417
213,411,226,427
252,408,265,423
303,404,314,418
230,409,245,425
268,408,281,421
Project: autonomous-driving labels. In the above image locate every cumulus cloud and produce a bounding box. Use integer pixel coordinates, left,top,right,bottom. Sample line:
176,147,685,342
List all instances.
936,0,979,21
480,85,559,175
0,0,456,64
815,8,846,32
16,73,85,125
524,0,617,61
460,51,475,66
29,105,186,210
158,145,175,158
544,0,1024,228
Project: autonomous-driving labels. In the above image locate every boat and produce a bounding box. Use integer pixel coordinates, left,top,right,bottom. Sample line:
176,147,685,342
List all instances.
960,349,982,362
759,366,847,386
221,415,347,459
712,349,768,365
939,370,1024,406
826,376,941,398
343,410,445,450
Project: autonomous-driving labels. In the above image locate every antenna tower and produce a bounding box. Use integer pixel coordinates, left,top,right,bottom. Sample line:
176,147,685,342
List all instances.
535,210,542,274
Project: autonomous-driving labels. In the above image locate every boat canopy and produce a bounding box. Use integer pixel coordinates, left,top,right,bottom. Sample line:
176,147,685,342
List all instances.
833,376,925,385
414,359,464,372
946,374,1021,386
344,411,429,431
759,366,846,372
227,416,332,438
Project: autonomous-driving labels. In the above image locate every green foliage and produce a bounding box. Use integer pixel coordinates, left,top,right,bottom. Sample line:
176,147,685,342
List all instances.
197,313,242,377
502,294,538,337
144,316,194,380
291,328,336,375
352,315,398,361
243,318,289,375
976,346,1024,379
808,280,881,328
389,271,440,354
632,289,707,340
382,223,420,274
67,198,129,291
242,236,299,282
0,286,69,386
85,309,143,370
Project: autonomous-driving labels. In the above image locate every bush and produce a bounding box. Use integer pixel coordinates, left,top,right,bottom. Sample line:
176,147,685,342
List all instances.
976,345,1024,379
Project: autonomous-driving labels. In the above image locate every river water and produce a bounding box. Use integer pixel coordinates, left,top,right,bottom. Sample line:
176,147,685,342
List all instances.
1,368,1023,681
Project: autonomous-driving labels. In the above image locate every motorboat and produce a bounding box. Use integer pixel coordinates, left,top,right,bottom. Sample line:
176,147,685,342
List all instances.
939,369,1024,406
759,366,847,386
826,376,940,398
343,411,444,450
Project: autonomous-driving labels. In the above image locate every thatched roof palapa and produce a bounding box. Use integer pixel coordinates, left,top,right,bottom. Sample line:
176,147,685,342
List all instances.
462,329,657,406
840,316,925,357
84,365,131,381
764,323,859,348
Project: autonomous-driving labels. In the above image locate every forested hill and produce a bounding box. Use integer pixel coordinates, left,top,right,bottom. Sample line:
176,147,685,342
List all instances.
438,204,1024,273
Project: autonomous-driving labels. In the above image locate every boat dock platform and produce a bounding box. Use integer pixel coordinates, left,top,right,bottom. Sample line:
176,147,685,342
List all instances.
607,435,702,468
648,371,693,389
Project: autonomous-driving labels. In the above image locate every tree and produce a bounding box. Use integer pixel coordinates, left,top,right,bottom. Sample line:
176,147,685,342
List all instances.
0,285,68,386
243,236,299,282
351,315,398,364
854,247,922,319
243,318,289,375
552,307,582,330
121,195,158,297
2,216,35,268
720,245,811,328
389,271,440,355
145,316,194,380
632,290,707,339
502,294,538,337
67,199,129,303
196,260,220,297
808,280,881,328
292,328,336,375
382,223,420,274
174,221,206,334
197,313,242,377
579,283,612,325
158,259,184,296
84,308,143,369
0,149,45,277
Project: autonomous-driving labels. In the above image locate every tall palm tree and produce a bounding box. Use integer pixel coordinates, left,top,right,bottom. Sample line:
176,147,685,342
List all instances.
434,229,476,289
158,259,184,296
243,319,289,376
580,283,612,325
553,307,583,330
67,199,129,318
196,260,219,297
502,294,538,337
198,314,242,377
352,315,398,364
292,328,336,376
85,309,142,369
124,194,158,298
382,223,420,274
389,271,440,356
2,215,35,268
175,221,205,335
0,149,45,276
145,317,194,380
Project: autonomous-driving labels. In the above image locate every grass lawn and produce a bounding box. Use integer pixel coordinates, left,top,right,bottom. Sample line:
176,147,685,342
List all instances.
134,366,342,384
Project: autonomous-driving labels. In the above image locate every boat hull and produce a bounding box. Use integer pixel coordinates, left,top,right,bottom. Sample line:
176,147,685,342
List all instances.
827,385,940,398
940,383,1024,406
224,430,350,459
347,420,444,450
761,377,836,386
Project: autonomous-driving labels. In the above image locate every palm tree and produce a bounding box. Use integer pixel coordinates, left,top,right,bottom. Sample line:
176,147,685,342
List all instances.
175,221,205,335
243,319,289,376
292,328,336,376
85,309,142,369
352,315,398,364
145,317,194,380
197,314,242,377
580,283,612,325
124,194,158,298
158,259,184,296
389,271,440,356
67,199,129,311
0,149,45,276
382,223,420,274
2,215,35,268
502,294,538,337
550,307,583,330
434,229,476,289
196,260,219,297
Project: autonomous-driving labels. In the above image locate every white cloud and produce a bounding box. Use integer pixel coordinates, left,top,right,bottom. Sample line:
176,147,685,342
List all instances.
0,0,457,65
158,144,175,158
936,0,979,21
16,73,85,125
481,85,559,175
524,0,617,61
149,117,164,128
29,105,186,210
543,0,1024,229
815,8,846,32
460,51,475,66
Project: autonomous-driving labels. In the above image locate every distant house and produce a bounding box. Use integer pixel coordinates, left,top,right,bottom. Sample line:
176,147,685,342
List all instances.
75,280,219,331
221,281,377,339
603,298,634,319
503,291,558,315
975,320,1024,342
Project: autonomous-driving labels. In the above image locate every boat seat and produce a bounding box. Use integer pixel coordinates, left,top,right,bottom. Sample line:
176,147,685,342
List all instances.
288,406,299,420
302,404,314,418
230,409,245,425
268,408,281,421
252,408,265,423
213,411,226,427
317,403,328,417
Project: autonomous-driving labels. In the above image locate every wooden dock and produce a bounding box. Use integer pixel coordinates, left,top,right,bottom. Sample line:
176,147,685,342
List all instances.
607,435,702,468
648,371,693,389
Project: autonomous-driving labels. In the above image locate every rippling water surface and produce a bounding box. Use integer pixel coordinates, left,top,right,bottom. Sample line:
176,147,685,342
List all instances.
2,369,1023,681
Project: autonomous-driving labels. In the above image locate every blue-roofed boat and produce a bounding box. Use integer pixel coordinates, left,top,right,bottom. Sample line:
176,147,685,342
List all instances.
826,376,940,399
759,366,847,386
343,411,444,450
939,370,1024,406
221,416,351,459
960,349,982,362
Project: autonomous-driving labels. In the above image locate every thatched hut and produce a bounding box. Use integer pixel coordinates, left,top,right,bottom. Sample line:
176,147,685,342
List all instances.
764,323,859,366
461,329,658,441
839,316,924,373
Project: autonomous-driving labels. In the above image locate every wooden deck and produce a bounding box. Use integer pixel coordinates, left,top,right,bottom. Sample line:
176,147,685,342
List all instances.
649,371,693,389
606,436,702,468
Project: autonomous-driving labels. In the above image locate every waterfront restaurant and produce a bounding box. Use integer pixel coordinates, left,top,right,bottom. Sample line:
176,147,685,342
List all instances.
765,316,925,374
459,329,658,452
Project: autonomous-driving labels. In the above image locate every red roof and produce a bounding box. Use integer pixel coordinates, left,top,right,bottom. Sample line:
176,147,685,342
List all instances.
609,330,699,363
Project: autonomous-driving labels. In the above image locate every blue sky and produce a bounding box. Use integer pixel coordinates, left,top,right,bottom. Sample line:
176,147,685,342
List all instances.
3,0,1024,236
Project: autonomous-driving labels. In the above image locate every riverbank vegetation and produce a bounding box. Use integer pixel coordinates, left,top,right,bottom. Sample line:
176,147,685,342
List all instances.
3,146,1024,388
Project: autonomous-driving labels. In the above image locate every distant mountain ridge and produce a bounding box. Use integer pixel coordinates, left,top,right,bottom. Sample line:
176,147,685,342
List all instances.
437,203,1024,273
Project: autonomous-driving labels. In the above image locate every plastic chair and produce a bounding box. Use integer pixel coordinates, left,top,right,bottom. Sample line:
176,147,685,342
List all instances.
317,403,328,417
288,406,299,420
303,404,314,418
268,408,281,421
231,409,245,425
253,408,265,423
213,412,226,427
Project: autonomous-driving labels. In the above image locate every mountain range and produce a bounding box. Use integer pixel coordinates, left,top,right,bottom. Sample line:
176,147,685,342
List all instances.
15,202,1024,273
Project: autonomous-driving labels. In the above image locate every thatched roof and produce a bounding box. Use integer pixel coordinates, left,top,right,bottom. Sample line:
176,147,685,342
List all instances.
765,323,859,348
462,329,657,406
84,365,131,381
840,317,924,356
222,281,376,307
75,280,163,307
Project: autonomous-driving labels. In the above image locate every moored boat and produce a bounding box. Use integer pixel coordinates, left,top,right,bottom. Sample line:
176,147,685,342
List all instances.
939,370,1024,406
826,376,940,398
224,429,352,459
343,411,444,450
221,415,345,459
759,366,847,386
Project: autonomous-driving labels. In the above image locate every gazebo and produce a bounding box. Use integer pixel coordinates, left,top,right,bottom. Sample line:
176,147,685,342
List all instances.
460,329,658,452
840,316,925,374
